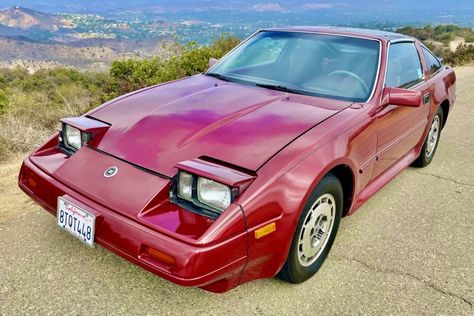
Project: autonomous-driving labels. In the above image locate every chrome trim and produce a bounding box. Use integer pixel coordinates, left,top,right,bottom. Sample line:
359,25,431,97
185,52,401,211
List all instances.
389,38,415,44
207,29,383,103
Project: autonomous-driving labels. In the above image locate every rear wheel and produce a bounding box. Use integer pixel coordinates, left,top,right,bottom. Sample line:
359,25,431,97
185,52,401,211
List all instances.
413,107,444,168
279,173,343,283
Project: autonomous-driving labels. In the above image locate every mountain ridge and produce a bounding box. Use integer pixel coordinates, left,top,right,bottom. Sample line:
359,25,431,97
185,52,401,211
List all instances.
0,6,69,31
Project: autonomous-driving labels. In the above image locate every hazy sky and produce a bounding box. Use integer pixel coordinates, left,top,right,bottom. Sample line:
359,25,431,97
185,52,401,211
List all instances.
1,0,473,13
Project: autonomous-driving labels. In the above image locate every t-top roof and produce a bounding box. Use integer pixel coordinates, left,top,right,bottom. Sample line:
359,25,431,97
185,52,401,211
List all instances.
262,26,411,41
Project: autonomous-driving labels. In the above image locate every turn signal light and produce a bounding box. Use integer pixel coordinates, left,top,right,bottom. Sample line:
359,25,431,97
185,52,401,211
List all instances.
255,222,276,239
144,246,176,266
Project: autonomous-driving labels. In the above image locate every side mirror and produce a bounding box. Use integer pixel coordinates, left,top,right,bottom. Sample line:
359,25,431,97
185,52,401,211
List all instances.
208,58,219,69
381,87,422,108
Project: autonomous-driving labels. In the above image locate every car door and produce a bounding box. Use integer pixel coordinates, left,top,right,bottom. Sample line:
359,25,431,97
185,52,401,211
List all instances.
372,41,430,179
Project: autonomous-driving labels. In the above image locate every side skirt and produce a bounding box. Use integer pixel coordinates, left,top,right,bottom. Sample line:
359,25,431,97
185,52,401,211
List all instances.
347,148,419,216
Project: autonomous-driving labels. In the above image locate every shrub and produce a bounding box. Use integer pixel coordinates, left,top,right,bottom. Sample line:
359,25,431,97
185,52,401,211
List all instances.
105,35,240,99
444,43,474,66
396,25,474,66
0,67,107,160
465,35,474,43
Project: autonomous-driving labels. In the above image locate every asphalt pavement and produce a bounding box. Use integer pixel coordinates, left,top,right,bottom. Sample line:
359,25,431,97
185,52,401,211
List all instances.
1,67,473,315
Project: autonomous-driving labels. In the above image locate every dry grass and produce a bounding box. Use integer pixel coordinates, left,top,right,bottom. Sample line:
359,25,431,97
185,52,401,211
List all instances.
0,154,33,224
0,115,51,157
0,134,11,161
0,87,88,160
0,68,106,161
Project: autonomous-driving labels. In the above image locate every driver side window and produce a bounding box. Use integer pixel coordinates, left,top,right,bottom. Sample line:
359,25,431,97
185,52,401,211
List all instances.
386,42,424,89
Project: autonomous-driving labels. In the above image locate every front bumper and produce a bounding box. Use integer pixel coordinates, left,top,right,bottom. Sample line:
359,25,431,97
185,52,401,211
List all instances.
19,155,248,293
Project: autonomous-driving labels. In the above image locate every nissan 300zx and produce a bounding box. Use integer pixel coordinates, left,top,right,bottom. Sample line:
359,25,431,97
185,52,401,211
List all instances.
19,27,456,292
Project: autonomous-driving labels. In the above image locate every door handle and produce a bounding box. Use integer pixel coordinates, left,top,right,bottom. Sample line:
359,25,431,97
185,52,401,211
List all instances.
423,93,431,105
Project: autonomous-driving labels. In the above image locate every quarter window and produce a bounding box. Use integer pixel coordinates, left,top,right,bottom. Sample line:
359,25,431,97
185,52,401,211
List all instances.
386,42,424,89
422,47,442,76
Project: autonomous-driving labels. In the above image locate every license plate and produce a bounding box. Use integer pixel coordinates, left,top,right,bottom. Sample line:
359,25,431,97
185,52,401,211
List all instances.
57,197,95,247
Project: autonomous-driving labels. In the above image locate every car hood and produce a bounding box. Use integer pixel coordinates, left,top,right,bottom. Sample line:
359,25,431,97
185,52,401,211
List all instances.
89,75,352,177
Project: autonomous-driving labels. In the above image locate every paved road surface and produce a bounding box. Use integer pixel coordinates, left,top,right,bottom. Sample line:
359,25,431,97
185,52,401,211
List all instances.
1,67,473,315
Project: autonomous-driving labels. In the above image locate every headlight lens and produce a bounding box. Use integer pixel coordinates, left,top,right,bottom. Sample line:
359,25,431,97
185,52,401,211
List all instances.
64,125,82,149
175,171,235,215
197,177,231,211
61,123,92,152
177,171,193,200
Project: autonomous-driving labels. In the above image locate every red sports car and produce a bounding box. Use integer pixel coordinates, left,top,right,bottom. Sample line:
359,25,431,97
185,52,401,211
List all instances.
19,27,456,292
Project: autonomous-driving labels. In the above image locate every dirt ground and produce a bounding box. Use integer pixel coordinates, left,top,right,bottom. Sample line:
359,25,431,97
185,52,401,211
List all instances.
1,67,473,315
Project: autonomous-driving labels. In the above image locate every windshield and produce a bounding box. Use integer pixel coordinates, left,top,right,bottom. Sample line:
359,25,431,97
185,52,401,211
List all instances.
207,31,380,102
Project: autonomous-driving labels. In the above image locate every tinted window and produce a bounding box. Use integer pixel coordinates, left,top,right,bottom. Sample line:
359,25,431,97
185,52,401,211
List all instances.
386,43,423,88
422,47,442,76
208,31,380,102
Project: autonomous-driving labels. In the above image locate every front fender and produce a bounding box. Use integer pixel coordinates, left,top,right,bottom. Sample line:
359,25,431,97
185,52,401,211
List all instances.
236,105,377,285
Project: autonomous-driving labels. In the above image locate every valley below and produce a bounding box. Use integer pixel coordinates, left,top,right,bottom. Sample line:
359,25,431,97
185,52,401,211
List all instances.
0,37,172,72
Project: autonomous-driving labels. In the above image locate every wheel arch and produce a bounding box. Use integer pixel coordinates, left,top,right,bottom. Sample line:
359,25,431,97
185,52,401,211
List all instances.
326,164,355,217
238,139,361,284
285,157,358,226
440,99,450,130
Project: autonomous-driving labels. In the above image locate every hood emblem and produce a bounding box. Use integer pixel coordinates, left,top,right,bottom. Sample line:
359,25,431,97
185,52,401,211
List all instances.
104,166,119,178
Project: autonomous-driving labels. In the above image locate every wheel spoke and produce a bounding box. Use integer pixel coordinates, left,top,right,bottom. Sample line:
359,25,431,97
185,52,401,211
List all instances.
425,115,440,158
297,193,337,267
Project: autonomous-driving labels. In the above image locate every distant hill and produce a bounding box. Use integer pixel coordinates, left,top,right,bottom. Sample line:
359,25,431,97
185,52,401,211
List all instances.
0,23,26,36
0,6,173,72
0,36,174,72
0,6,67,31
0,4,473,72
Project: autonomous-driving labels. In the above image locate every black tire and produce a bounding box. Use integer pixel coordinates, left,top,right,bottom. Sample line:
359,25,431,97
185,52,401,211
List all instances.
413,107,444,168
279,173,343,283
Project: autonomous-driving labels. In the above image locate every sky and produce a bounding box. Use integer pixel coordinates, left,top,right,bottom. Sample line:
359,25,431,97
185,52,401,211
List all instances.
0,0,473,13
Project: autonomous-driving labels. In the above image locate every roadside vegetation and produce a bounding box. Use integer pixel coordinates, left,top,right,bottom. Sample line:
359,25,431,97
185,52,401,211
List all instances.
397,25,474,46
397,24,474,65
0,35,239,161
105,35,240,99
1,25,474,161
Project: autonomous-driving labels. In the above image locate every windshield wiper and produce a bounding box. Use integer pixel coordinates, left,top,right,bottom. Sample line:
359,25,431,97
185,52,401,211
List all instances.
255,83,301,94
205,72,232,82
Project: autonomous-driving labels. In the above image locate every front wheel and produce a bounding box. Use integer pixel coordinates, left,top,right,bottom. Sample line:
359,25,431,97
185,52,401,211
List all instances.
413,107,444,168
279,173,343,283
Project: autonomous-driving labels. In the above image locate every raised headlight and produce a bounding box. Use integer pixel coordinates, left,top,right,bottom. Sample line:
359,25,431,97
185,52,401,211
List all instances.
175,170,235,215
61,123,91,152
64,125,81,149
197,177,231,211
177,171,193,200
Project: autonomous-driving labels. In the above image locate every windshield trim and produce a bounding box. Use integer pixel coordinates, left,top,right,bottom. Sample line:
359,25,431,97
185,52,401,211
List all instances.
206,30,383,103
